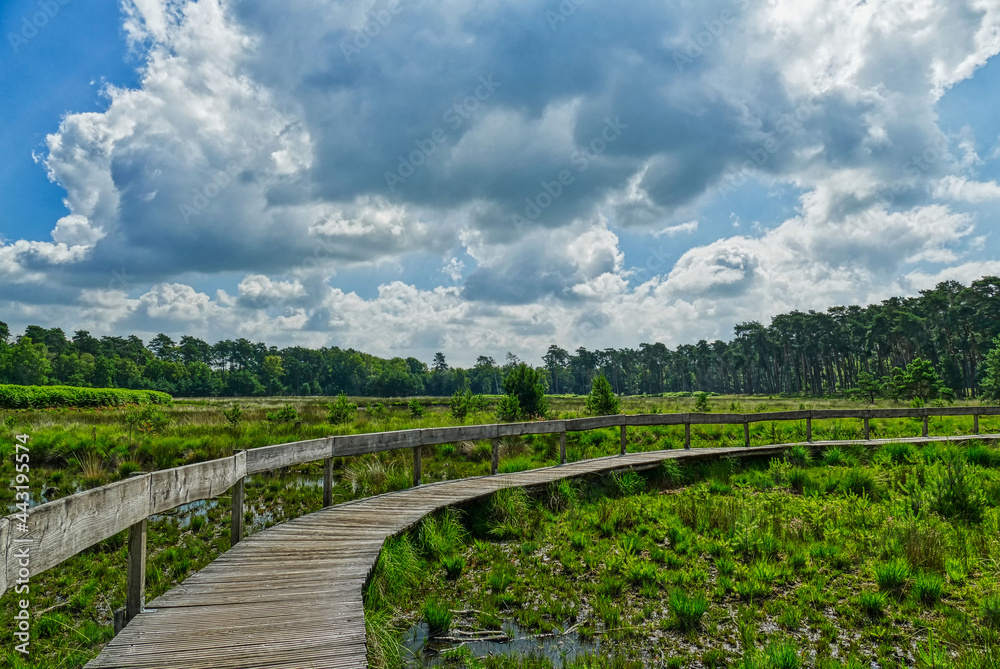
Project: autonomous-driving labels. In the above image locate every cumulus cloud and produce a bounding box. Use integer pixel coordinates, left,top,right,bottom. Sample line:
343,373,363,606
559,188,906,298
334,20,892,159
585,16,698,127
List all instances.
2,0,1000,364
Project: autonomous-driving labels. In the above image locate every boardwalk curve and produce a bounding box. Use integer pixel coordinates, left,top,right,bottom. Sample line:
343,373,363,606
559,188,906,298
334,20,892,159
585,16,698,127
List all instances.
85,434,998,668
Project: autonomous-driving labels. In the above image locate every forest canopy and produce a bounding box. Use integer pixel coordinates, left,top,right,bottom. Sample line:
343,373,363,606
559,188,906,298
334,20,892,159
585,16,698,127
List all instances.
0,277,997,399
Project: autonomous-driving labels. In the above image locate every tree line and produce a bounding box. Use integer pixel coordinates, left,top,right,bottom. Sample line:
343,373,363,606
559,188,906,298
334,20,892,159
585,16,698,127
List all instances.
0,277,998,399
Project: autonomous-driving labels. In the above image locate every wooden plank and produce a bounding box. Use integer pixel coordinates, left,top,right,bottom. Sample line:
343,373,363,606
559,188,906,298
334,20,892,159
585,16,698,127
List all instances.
811,409,865,420
150,457,241,515
231,477,244,546
335,430,422,457
497,421,561,437
245,438,331,474
620,425,628,455
565,415,622,431
930,406,981,418
867,408,923,419
413,447,422,487
559,432,567,465
323,458,333,507
749,410,811,422
626,413,684,426
421,425,497,445
491,439,499,475
689,412,744,425
8,474,152,589
126,519,147,622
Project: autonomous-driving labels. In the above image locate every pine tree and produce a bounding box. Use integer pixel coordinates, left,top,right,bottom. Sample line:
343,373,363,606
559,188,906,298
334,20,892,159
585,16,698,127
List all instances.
585,375,620,416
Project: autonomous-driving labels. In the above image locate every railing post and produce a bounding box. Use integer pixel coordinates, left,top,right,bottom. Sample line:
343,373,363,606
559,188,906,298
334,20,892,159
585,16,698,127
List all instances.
744,419,750,448
684,421,691,450
974,413,980,435
231,476,245,546
863,416,870,441
559,431,567,465
323,457,334,507
413,446,422,486
806,416,813,443
125,518,147,625
491,438,500,475
620,423,627,456
922,413,929,438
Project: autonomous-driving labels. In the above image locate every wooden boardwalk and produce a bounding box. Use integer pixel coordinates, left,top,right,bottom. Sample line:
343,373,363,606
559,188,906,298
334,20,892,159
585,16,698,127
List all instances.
85,435,997,669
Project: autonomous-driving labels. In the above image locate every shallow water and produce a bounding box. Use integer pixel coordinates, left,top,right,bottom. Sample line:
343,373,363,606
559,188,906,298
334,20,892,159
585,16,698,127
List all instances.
402,620,600,666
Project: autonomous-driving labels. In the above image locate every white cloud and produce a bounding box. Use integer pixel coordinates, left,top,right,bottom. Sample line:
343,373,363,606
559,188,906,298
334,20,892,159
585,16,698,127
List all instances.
933,175,1000,203
655,220,699,237
3,0,1000,365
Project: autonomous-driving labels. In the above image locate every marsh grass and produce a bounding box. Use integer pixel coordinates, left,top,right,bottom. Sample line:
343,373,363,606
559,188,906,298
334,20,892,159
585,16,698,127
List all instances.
4,396,1000,667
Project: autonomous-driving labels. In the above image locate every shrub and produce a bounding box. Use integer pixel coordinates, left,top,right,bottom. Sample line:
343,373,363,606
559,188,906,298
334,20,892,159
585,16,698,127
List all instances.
693,392,711,413
222,402,244,428
408,399,426,418
667,589,708,631
327,392,357,424
422,598,453,636
913,572,944,605
0,384,171,409
874,558,910,596
367,402,390,422
502,363,548,419
928,450,985,522
585,375,621,416
124,404,171,435
265,404,298,423
494,393,522,422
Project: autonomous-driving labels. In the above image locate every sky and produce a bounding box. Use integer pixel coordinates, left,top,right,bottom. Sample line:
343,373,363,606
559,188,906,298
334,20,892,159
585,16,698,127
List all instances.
1,0,1000,367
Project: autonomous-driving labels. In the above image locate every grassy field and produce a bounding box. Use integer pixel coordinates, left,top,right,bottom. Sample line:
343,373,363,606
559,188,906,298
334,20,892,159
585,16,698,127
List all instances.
367,441,1000,668
1,393,998,667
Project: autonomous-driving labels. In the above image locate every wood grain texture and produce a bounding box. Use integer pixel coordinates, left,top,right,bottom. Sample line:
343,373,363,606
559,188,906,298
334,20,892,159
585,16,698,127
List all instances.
14,474,152,583
565,415,623,431
150,456,243,515
246,438,331,474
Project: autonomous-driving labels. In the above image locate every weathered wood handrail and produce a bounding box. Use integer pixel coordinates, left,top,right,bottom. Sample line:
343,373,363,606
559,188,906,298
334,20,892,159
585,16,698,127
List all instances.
4,404,999,625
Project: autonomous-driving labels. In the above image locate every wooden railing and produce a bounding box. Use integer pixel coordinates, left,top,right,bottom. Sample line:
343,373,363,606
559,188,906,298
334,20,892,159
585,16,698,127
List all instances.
3,405,998,628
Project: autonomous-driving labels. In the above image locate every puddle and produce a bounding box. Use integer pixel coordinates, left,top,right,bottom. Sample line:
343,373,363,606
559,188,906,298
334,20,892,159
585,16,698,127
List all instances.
403,621,599,666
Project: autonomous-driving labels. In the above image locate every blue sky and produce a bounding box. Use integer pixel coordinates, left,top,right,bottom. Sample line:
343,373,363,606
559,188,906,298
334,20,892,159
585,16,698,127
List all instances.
1,0,999,365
